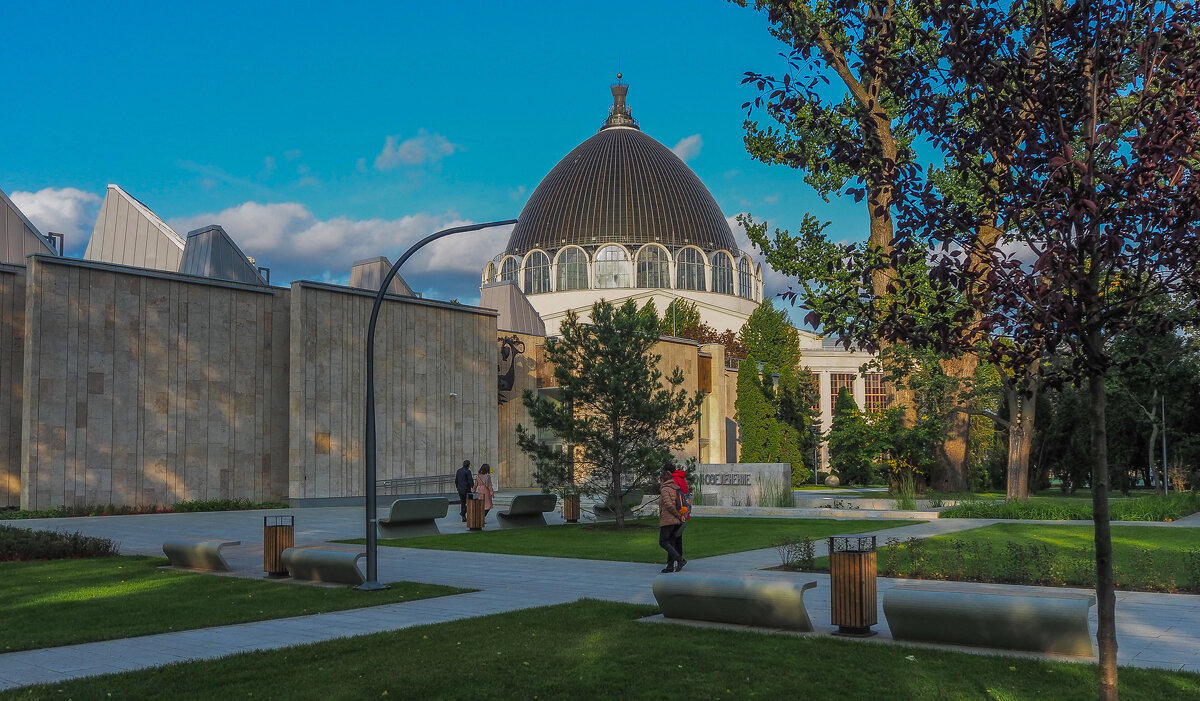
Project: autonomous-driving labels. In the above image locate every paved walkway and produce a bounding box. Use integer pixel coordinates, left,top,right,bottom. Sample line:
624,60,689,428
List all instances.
3,504,1199,691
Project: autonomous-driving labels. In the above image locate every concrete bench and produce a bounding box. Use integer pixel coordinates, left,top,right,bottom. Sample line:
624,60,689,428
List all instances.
883,584,1096,656
497,493,558,528
592,489,644,521
281,546,366,586
162,539,241,572
653,575,818,631
377,496,450,538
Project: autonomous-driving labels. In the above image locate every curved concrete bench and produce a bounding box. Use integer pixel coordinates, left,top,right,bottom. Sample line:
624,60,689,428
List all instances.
653,575,818,631
282,547,366,586
883,584,1096,656
377,496,450,538
593,489,643,521
497,493,557,528
162,539,241,572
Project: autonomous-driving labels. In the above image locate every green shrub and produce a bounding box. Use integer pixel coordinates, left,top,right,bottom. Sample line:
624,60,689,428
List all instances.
774,535,815,570
0,499,287,520
939,492,1200,521
0,524,120,561
172,498,288,512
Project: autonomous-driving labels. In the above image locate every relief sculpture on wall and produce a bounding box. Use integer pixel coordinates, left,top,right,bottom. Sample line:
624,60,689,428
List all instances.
497,334,525,404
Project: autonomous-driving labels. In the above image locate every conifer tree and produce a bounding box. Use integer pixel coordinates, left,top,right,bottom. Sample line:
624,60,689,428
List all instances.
516,300,704,528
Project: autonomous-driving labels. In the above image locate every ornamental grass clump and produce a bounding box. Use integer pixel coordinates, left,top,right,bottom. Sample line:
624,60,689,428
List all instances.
0,524,119,561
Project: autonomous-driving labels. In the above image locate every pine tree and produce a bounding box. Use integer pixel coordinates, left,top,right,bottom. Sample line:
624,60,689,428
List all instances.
516,300,704,528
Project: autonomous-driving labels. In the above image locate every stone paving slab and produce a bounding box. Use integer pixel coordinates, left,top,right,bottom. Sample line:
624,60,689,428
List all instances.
3,505,1200,691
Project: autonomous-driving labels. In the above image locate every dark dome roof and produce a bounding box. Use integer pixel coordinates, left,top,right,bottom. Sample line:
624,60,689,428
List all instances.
504,83,737,257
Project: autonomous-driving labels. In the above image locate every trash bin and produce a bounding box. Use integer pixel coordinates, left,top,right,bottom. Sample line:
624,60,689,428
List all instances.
562,494,581,523
466,494,485,531
828,535,877,636
264,515,294,578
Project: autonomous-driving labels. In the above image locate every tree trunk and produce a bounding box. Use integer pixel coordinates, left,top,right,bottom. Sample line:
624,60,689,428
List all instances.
611,467,625,530
1003,370,1038,501
934,354,977,492
1089,371,1119,701
1147,421,1161,495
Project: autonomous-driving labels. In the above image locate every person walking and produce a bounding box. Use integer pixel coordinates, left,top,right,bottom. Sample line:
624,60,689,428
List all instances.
476,464,495,519
455,460,474,522
670,462,690,562
658,467,686,573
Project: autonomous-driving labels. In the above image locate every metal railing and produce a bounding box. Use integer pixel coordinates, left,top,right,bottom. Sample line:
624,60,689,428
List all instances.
376,474,456,496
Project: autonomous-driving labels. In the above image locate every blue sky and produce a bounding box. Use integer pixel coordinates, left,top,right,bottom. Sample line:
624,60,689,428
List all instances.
1,1,866,324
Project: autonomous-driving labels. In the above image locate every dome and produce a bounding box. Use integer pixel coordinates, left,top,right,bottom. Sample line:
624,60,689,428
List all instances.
504,82,738,257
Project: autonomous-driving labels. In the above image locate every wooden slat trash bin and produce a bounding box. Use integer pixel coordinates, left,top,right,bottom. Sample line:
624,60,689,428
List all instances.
829,535,877,637
264,515,294,578
466,493,486,531
563,494,581,523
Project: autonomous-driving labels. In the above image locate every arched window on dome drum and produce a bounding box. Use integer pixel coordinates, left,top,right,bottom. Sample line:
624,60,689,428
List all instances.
524,251,550,294
712,252,734,295
738,257,754,299
595,245,631,288
556,247,589,291
676,248,706,291
483,262,496,284
500,257,519,284
636,246,669,288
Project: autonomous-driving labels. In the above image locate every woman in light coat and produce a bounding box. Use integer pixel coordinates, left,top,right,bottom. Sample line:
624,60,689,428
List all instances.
476,464,496,517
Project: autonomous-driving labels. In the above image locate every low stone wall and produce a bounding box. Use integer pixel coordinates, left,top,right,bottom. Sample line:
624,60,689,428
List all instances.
694,463,790,507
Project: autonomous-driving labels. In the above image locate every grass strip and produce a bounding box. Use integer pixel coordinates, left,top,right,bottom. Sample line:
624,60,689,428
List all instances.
345,517,919,562
1,599,1195,700
803,523,1200,593
0,556,468,652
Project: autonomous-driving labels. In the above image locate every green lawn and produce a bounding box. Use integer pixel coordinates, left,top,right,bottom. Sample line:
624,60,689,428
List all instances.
0,556,468,652
347,517,919,562
2,600,1195,701
810,523,1200,593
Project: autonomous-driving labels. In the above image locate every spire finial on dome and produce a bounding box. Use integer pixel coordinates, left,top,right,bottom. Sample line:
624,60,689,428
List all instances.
602,75,639,131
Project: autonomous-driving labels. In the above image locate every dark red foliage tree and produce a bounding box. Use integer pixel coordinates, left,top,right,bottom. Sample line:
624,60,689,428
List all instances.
890,2,1200,697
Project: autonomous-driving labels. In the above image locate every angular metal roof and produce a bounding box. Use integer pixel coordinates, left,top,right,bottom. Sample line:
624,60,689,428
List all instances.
0,186,57,264
83,185,185,272
179,225,268,285
504,82,737,257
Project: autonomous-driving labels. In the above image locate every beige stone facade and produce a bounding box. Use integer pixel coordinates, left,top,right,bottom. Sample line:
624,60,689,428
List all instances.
1,264,25,506
19,256,289,509
288,282,498,499
3,256,502,510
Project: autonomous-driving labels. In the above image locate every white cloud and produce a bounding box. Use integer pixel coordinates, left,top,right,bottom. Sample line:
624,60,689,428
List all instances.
10,187,101,242
284,149,303,161
168,202,512,290
671,134,703,162
374,129,463,171
726,214,793,296
261,156,277,177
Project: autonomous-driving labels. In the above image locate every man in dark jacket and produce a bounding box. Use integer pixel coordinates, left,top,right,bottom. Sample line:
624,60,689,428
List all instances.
455,460,474,522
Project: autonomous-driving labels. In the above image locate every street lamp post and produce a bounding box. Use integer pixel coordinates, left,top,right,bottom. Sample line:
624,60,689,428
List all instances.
358,219,517,591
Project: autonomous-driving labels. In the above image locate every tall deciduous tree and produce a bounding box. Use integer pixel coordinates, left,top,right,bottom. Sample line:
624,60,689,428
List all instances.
738,300,802,372
733,0,978,491
516,300,704,528
891,3,1200,696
